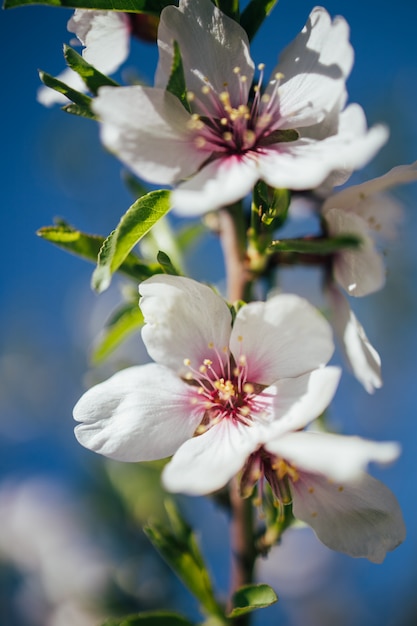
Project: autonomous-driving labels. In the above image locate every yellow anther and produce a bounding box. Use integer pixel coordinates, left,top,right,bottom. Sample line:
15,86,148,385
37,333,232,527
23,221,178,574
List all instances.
203,359,212,366
274,72,284,80
244,130,256,144
184,372,193,381
199,365,207,373
233,66,241,74
223,131,233,142
253,85,260,93
190,397,199,405
220,117,228,126
240,75,248,83
208,342,214,349
237,335,243,342
240,406,251,417
239,355,247,365
258,63,265,71
243,383,254,394
198,387,205,395
261,93,271,103
273,458,299,482
187,91,195,101
222,346,229,353
183,358,191,366
201,85,210,94
194,137,206,148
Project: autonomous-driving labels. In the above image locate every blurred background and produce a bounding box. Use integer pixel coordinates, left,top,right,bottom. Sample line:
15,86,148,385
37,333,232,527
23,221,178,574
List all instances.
1,1,417,624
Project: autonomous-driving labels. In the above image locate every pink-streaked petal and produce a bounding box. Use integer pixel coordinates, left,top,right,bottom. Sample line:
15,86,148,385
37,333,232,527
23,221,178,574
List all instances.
323,160,417,214
69,10,130,75
274,7,353,128
325,208,385,296
162,419,262,495
155,0,254,110
74,364,201,462
266,431,400,482
262,367,341,434
291,471,405,562
326,286,382,393
229,294,334,386
139,275,232,376
172,155,260,215
92,86,206,184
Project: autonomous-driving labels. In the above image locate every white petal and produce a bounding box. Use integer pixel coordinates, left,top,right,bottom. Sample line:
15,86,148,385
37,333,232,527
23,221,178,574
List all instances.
326,286,382,393
139,275,232,376
155,0,254,109
275,7,353,128
323,160,417,213
266,431,400,482
162,419,261,495
258,105,388,191
172,155,260,215
69,10,130,75
325,208,386,296
73,364,200,462
291,472,405,562
264,367,341,435
92,86,206,184
229,294,334,386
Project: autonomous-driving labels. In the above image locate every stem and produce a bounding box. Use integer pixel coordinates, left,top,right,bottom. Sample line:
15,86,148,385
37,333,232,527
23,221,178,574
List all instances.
218,205,256,626
218,205,251,302
228,477,257,626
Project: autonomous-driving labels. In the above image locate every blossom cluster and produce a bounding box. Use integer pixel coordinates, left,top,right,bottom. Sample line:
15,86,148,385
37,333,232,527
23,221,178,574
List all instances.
41,0,413,565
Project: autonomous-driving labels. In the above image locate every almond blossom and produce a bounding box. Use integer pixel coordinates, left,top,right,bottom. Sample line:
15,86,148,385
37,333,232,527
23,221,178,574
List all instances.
322,161,417,297
241,430,405,562
92,0,388,215
37,10,131,107
74,275,339,494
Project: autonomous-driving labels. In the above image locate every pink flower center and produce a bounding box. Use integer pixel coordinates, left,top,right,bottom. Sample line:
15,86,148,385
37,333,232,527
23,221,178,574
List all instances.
186,65,293,157
182,342,269,434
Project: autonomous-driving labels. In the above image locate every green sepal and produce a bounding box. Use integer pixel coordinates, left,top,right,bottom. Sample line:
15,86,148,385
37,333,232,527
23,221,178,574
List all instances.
214,0,239,21
144,500,225,620
166,41,191,113
38,70,95,119
4,0,171,15
227,583,278,618
92,190,171,293
102,611,195,626
268,235,362,255
157,250,181,275
37,222,160,283
64,45,119,96
261,129,299,146
240,0,279,41
91,302,144,365
253,181,290,229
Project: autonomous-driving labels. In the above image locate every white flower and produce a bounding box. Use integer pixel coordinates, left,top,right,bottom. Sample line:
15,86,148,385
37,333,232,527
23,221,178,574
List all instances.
323,161,417,296
37,10,131,107
326,284,382,393
92,0,387,215
241,430,405,562
74,275,339,495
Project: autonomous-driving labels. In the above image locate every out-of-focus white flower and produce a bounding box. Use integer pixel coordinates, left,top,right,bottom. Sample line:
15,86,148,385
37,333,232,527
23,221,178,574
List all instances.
0,478,110,626
74,275,339,495
37,10,131,107
326,284,382,393
92,0,387,215
242,430,405,563
323,161,417,296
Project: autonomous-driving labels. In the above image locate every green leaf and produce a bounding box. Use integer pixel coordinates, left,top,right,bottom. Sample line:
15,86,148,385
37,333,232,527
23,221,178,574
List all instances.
38,71,95,118
64,45,119,95
144,501,224,619
268,235,361,255
240,0,279,41
37,222,160,283
166,41,191,113
157,250,180,275
228,583,278,618
102,611,195,626
4,0,171,15
215,0,239,21
92,190,171,293
91,302,144,365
